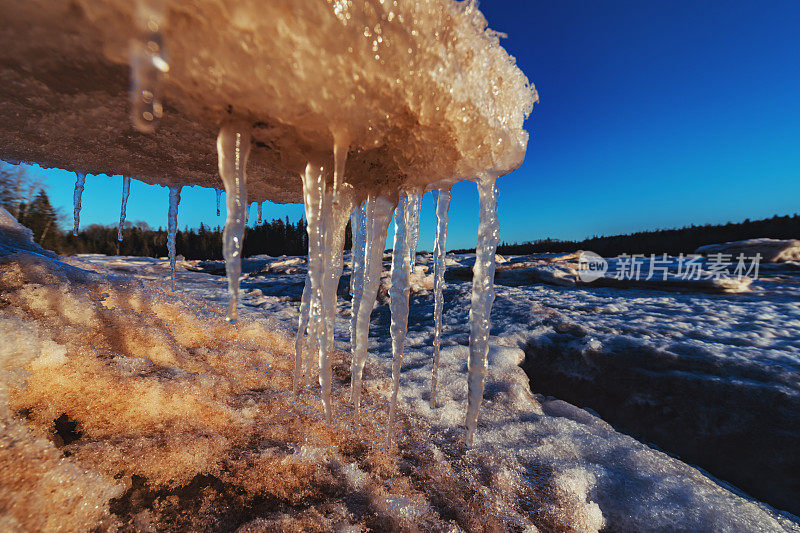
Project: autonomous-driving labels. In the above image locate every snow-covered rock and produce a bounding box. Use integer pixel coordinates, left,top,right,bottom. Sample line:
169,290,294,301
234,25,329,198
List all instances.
696,238,800,263
0,207,56,258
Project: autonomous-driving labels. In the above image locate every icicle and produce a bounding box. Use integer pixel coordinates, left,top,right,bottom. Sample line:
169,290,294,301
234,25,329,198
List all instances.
217,121,252,323
406,189,422,267
465,175,500,446
257,202,263,224
300,164,354,423
245,202,251,225
167,185,181,291
320,187,354,421
387,192,413,440
429,187,451,408
350,195,395,421
118,176,131,241
130,0,169,133
349,202,367,353
293,274,311,395
72,173,86,236
332,135,349,203
215,188,222,217
301,164,326,398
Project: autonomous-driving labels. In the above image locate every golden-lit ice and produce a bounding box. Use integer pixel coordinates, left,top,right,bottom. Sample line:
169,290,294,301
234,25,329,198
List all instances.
0,0,537,202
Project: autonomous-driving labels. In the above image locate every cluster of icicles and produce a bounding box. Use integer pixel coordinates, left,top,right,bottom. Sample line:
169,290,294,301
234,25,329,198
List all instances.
215,121,501,446
68,2,503,446
70,142,500,446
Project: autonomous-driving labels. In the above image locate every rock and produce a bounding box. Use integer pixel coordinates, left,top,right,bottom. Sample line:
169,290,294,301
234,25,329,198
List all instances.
250,257,306,276
695,238,800,263
0,208,57,258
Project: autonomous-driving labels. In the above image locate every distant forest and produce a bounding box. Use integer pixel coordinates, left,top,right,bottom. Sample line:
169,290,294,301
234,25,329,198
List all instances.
491,214,800,257
2,164,799,259
0,164,313,259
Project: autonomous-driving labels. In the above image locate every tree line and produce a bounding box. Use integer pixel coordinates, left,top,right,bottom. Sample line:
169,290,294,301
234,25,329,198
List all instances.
1,164,312,258
492,214,800,257
58,217,310,259
4,164,799,260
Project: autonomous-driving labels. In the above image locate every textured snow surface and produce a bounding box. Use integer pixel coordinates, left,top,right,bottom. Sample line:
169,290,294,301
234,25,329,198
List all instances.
0,223,589,531
3,207,800,530
68,250,800,531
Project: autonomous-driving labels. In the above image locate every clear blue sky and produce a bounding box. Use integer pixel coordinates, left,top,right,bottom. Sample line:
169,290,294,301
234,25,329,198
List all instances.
16,1,800,250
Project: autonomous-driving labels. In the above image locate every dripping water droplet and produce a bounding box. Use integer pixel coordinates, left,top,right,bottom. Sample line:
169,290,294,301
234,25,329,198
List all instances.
129,0,169,133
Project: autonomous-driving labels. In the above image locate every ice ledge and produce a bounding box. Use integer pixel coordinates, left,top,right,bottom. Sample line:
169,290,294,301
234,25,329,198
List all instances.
0,0,536,202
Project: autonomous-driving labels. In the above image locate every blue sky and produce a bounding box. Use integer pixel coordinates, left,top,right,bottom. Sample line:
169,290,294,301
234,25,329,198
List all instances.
17,1,800,250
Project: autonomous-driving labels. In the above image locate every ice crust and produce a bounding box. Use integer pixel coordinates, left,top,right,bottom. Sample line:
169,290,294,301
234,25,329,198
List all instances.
0,0,536,202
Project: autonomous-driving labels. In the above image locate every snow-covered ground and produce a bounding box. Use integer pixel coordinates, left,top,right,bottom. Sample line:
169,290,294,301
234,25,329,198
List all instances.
66,250,800,530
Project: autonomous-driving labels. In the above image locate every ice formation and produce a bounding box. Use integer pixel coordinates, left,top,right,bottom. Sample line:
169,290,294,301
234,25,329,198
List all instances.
0,0,535,200
293,277,312,394
215,188,222,217
7,0,800,529
350,195,395,421
465,175,500,446
166,185,180,290
72,173,85,236
256,201,263,224
349,202,368,353
299,164,355,423
387,192,413,438
117,176,131,241
430,188,451,408
405,189,423,267
217,121,252,323
0,0,540,458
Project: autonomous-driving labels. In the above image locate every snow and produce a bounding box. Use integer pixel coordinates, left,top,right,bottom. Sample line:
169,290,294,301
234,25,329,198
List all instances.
696,238,800,263
103,248,798,530
2,209,799,530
